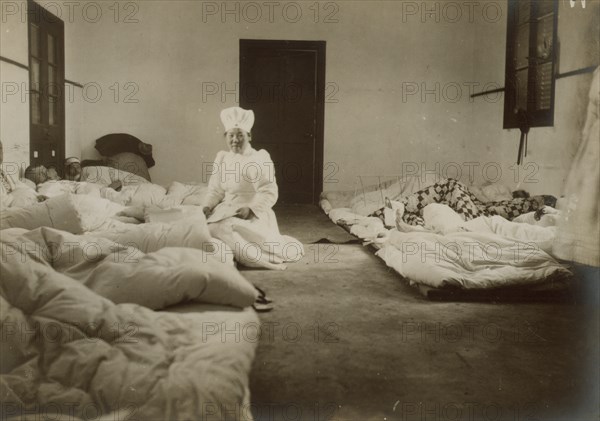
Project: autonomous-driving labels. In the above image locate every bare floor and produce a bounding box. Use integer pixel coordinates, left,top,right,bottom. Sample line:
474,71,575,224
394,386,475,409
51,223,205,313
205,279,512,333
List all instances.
242,205,599,421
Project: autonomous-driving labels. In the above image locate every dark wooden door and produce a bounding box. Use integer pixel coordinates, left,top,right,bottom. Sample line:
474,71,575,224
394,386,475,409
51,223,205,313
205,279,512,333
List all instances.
28,1,65,171
240,40,325,204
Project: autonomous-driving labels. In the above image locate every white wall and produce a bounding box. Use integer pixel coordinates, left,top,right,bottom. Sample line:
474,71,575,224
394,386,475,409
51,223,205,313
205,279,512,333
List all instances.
66,0,479,188
1,0,83,177
1,3,29,176
3,0,598,196
468,0,599,196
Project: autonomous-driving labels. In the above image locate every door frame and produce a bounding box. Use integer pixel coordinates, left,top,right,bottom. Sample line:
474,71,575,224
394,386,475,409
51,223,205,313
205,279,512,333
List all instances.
27,0,65,170
239,39,326,204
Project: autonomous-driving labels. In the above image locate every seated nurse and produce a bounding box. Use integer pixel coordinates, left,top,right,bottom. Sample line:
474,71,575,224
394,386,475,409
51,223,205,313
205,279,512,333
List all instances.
202,106,304,270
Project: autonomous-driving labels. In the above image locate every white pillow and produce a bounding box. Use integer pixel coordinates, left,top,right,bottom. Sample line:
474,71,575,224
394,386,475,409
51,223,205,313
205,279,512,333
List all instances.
88,246,258,309
166,182,209,206
127,183,167,207
145,205,203,223
100,210,213,254
0,193,123,233
422,203,466,234
37,180,75,197
6,187,39,209
21,178,36,190
1,194,82,232
513,208,560,227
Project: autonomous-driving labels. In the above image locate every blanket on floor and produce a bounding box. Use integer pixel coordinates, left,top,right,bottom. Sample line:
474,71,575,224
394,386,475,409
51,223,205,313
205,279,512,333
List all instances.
0,227,258,420
324,201,570,291
1,192,298,269
1,194,236,265
377,227,570,290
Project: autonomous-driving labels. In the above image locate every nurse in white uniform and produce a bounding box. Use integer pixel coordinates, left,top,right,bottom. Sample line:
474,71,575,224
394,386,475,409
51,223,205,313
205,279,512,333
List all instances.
202,107,304,270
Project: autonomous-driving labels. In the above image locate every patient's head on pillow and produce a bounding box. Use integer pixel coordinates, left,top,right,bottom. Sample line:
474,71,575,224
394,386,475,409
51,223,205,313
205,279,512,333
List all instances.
525,194,557,210
24,165,48,185
46,164,60,181
512,189,530,199
540,194,557,208
64,157,82,181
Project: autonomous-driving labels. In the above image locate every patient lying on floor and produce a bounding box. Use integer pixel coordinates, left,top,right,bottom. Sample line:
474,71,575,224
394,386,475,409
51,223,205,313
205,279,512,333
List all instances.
372,178,556,228
0,143,49,209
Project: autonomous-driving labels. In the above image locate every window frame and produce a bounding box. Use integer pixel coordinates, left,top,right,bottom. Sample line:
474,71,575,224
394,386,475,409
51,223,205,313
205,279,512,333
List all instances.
503,0,559,129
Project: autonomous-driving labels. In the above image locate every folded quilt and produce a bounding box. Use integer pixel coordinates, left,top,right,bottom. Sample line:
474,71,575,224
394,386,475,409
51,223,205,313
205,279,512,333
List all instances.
0,193,125,233
0,244,258,420
1,227,257,309
377,229,570,289
462,215,556,255
404,204,558,255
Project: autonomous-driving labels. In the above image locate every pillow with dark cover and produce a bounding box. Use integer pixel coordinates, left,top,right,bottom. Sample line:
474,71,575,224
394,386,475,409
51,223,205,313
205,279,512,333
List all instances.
95,133,155,168
105,152,151,182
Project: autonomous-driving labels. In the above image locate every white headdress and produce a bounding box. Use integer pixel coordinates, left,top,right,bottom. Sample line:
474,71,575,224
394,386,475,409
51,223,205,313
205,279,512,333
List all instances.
64,157,81,165
220,107,255,133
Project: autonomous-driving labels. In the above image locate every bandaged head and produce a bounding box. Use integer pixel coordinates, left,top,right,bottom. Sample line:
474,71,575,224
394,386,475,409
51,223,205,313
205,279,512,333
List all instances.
64,157,80,166
64,157,82,181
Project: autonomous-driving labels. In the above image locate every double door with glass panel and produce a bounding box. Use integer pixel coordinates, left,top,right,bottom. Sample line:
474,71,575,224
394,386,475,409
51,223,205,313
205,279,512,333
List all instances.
28,2,65,172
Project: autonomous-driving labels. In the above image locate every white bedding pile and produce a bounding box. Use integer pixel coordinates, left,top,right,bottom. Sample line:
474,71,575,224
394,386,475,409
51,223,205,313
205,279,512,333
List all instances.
4,169,301,270
32,168,209,210
322,177,571,291
0,193,126,233
377,225,568,289
0,171,266,418
2,227,257,308
0,226,259,420
0,168,296,418
36,177,199,209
